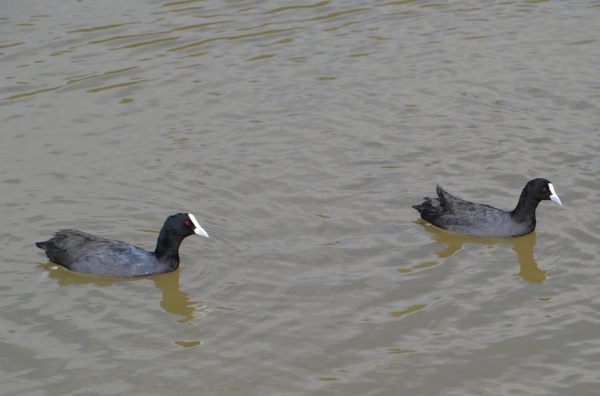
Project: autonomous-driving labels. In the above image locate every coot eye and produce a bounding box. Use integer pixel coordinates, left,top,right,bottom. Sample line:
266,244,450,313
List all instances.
542,187,547,192
185,221,191,226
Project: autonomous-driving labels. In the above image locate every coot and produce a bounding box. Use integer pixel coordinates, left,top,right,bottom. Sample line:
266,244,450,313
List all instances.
35,213,209,277
413,178,562,238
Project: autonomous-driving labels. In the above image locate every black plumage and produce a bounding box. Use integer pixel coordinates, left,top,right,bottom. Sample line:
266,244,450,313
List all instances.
35,213,209,277
413,178,562,238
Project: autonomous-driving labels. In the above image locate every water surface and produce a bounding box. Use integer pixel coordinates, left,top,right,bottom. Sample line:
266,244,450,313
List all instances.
2,1,600,395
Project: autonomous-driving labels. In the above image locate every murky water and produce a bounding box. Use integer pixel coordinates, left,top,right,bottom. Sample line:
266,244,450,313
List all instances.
2,0,600,394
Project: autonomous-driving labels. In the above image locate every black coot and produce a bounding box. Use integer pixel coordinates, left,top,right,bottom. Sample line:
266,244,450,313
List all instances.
413,178,562,238
36,213,209,277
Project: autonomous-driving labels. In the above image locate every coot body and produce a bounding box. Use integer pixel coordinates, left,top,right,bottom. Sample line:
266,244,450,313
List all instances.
36,213,209,277
413,179,562,238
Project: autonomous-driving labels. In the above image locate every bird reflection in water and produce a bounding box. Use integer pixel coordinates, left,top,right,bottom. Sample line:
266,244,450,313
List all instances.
39,263,205,323
416,222,548,284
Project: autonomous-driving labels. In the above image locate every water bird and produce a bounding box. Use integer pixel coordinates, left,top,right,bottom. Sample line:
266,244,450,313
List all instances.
413,178,562,238
35,213,209,277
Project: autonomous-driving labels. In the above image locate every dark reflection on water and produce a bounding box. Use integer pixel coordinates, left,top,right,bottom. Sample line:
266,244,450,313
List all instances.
38,263,202,322
417,223,548,284
153,271,202,324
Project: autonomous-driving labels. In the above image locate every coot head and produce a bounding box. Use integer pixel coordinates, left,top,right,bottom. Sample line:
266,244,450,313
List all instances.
526,178,562,206
167,213,210,239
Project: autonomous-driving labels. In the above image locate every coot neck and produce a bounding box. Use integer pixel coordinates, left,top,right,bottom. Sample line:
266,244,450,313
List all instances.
510,188,540,224
154,227,183,270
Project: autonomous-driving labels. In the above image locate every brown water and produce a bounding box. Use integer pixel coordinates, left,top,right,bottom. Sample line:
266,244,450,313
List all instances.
2,1,600,395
